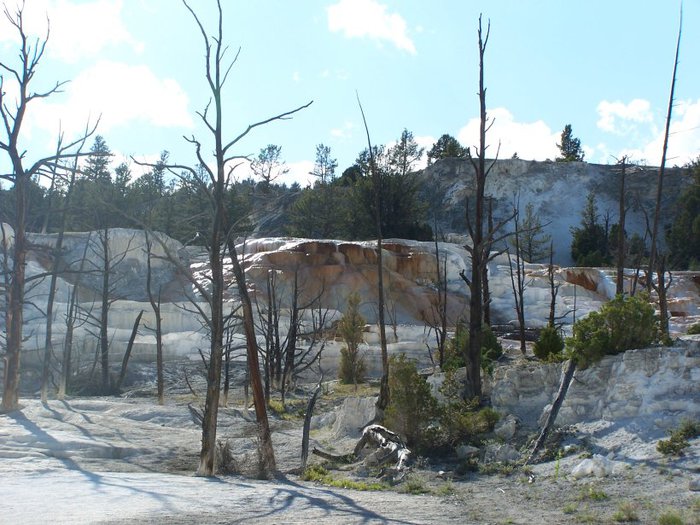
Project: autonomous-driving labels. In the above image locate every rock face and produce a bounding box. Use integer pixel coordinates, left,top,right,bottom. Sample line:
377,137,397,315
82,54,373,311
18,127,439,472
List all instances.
3,228,699,378
485,341,700,428
419,158,689,266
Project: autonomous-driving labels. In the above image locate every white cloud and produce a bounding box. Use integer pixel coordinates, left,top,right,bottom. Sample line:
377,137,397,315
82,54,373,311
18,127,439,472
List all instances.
597,99,653,135
327,0,416,54
457,108,560,161
618,98,700,166
0,0,142,63
292,71,301,82
281,160,316,187
25,60,193,139
330,121,354,140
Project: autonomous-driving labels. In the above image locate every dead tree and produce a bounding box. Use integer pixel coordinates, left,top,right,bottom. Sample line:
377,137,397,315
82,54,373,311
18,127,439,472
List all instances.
39,131,92,401
648,9,682,287
144,231,165,404
356,94,390,414
92,228,136,393
615,157,628,296
172,0,312,477
547,242,560,328
255,268,330,405
525,358,576,464
507,252,527,355
115,310,144,391
58,233,92,399
652,256,672,341
0,3,97,411
461,16,514,399
423,233,449,369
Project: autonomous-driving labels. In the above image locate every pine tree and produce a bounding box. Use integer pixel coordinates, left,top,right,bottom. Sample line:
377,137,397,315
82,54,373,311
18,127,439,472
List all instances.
556,124,585,162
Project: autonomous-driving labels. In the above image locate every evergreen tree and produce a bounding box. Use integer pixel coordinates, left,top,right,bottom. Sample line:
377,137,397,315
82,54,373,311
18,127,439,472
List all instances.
427,133,468,165
667,157,700,269
510,202,551,262
338,292,366,387
84,136,112,181
556,124,585,162
570,191,609,266
251,144,288,190
309,143,337,184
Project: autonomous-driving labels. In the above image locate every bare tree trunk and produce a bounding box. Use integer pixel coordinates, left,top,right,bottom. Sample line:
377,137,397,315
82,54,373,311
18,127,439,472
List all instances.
58,233,91,399
301,380,322,471
433,235,448,369
41,142,84,402
482,199,494,327
654,256,671,341
526,359,576,464
508,204,527,354
98,228,112,393
547,242,558,328
648,12,682,285
145,231,165,405
179,0,309,477
281,270,300,406
1,3,96,412
2,171,26,412
463,16,492,400
616,157,627,296
226,237,276,475
356,94,389,413
116,310,144,391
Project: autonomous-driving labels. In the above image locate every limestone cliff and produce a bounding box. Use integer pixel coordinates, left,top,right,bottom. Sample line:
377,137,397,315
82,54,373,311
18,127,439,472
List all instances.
3,229,699,372
419,158,689,265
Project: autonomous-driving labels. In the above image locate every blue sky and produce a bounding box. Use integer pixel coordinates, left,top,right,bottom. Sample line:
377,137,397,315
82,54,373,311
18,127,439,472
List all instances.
1,0,698,187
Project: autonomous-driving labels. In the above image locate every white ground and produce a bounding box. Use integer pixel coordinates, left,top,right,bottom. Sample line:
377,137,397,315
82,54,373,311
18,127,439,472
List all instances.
2,384,699,525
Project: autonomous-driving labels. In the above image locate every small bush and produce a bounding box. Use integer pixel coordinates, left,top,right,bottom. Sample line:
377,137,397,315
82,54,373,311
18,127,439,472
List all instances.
441,322,467,371
480,324,504,374
567,294,659,368
578,483,608,501
687,322,700,335
658,510,684,525
533,325,565,361
441,321,503,373
657,419,700,456
399,474,430,495
435,402,499,447
613,502,639,522
384,354,439,449
338,292,366,386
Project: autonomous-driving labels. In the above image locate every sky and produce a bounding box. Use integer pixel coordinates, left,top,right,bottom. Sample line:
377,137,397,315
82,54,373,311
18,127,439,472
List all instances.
1,0,698,188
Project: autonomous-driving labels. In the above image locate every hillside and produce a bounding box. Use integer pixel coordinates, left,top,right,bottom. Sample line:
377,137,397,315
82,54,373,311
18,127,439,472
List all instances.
418,158,688,265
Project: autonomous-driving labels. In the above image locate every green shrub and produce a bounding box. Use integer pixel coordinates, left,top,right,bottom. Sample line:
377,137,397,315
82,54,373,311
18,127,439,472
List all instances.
533,325,565,361
657,419,700,456
441,322,503,373
384,354,439,449
435,402,499,448
567,294,658,368
301,465,386,491
687,323,700,335
480,324,504,373
441,322,468,372
658,510,684,525
429,374,499,450
338,292,366,386
613,502,639,522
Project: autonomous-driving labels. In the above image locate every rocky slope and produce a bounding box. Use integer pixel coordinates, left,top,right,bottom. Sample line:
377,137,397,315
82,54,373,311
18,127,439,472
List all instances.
419,158,689,265
3,228,698,376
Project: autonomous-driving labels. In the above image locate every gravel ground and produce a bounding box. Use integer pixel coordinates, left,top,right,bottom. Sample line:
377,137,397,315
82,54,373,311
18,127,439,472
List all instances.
2,358,699,524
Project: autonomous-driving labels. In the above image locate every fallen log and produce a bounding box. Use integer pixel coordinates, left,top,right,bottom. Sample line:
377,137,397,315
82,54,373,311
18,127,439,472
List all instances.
311,424,411,477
